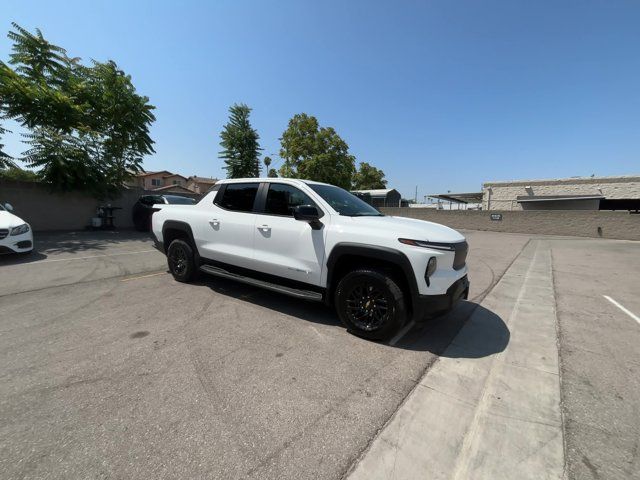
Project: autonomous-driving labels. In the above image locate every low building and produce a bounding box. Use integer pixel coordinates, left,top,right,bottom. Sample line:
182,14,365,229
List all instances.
187,176,219,194
425,192,483,210
351,188,402,207
483,175,640,211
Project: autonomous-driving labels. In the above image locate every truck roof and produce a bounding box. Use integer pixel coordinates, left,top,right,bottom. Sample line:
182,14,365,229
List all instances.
216,177,331,186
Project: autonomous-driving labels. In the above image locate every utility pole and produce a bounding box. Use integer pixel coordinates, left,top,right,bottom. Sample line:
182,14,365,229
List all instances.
415,186,418,203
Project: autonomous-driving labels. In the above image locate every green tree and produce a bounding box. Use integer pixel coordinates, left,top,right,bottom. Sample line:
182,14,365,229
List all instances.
219,103,261,178
0,124,14,168
352,162,387,190
0,23,155,197
0,165,39,182
278,113,355,189
264,155,278,177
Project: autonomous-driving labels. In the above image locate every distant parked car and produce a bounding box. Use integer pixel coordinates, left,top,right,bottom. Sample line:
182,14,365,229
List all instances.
132,194,197,232
0,202,33,254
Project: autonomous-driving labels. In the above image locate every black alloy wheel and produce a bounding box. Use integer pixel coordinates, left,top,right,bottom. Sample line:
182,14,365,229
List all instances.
345,283,390,331
167,239,197,282
335,268,407,341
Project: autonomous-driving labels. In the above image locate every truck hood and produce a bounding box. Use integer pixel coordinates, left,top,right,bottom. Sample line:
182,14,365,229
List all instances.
0,210,27,229
348,215,465,243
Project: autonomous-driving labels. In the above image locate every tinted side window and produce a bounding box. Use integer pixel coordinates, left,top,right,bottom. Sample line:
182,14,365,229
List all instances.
265,184,318,216
217,183,259,212
165,196,196,205
140,195,164,206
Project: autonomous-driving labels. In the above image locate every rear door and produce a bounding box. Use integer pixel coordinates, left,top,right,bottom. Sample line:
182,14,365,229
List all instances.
252,182,327,286
195,182,259,269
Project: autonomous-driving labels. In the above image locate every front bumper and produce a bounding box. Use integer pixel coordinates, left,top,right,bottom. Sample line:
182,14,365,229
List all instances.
413,275,469,321
0,232,34,254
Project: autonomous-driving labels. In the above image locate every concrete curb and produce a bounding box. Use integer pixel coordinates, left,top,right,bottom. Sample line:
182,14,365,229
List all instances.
347,240,565,480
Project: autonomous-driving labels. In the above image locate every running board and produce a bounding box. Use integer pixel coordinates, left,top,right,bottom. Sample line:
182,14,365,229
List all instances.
199,264,323,301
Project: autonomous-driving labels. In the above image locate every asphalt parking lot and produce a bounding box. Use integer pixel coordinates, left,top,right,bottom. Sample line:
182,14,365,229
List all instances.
1,230,638,479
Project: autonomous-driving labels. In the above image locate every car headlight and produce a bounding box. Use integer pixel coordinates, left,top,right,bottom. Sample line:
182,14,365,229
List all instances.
10,223,30,236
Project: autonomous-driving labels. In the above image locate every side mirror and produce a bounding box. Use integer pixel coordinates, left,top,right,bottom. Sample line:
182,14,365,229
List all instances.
4,203,13,212
293,205,322,229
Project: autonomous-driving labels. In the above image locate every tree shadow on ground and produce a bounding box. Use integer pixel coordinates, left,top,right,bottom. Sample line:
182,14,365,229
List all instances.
0,230,156,266
34,230,154,255
200,276,509,357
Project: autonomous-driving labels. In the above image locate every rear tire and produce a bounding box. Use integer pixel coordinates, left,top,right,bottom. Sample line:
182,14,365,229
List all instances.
167,239,197,282
335,268,408,341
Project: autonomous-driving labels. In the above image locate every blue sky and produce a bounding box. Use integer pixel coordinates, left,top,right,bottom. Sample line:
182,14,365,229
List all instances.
1,0,639,199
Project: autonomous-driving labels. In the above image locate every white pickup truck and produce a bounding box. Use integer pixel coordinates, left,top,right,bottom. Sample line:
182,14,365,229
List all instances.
152,178,469,340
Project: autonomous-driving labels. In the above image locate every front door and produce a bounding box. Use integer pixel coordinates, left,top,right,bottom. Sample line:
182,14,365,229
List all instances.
252,183,326,286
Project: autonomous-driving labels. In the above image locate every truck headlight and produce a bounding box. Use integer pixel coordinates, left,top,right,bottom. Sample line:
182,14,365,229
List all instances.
398,238,454,251
425,256,437,286
10,223,30,236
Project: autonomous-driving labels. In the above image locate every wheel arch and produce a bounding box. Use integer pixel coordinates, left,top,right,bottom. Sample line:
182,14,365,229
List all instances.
325,243,419,314
162,221,200,263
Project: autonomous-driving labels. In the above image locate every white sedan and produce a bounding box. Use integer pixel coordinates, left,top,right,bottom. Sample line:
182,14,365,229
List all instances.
0,202,33,254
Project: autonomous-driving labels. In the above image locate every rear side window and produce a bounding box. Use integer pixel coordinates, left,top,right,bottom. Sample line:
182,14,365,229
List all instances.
216,183,259,212
164,195,196,205
265,183,318,216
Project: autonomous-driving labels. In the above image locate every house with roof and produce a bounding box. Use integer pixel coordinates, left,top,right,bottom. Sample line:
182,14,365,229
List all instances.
187,176,219,194
128,171,188,190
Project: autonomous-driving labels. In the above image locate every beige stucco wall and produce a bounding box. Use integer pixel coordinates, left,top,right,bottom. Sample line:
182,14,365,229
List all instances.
136,173,163,189
482,176,640,210
186,180,214,194
380,207,640,241
163,175,187,186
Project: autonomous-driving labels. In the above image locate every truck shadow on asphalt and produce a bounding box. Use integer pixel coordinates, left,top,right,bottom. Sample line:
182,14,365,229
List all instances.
0,251,48,265
201,278,509,358
395,301,510,358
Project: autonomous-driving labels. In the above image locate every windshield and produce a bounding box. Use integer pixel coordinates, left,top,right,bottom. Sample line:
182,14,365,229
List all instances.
308,184,383,216
164,195,196,205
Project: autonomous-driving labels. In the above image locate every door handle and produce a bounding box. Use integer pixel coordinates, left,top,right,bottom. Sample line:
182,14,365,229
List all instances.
210,219,220,227
258,224,271,232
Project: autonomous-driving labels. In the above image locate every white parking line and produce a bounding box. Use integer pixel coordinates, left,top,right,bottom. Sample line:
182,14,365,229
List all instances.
24,249,157,264
603,295,640,326
389,320,415,346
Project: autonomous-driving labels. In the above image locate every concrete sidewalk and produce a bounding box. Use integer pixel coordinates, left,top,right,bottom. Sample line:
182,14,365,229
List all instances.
347,240,565,480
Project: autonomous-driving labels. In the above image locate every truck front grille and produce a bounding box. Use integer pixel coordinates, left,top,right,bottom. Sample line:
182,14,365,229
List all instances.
0,229,8,239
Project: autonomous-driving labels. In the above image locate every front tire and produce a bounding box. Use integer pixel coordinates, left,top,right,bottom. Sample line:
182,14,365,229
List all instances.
335,269,408,341
167,239,197,282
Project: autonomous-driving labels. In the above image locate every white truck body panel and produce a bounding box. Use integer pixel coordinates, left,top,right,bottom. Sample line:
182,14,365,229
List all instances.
152,178,468,297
